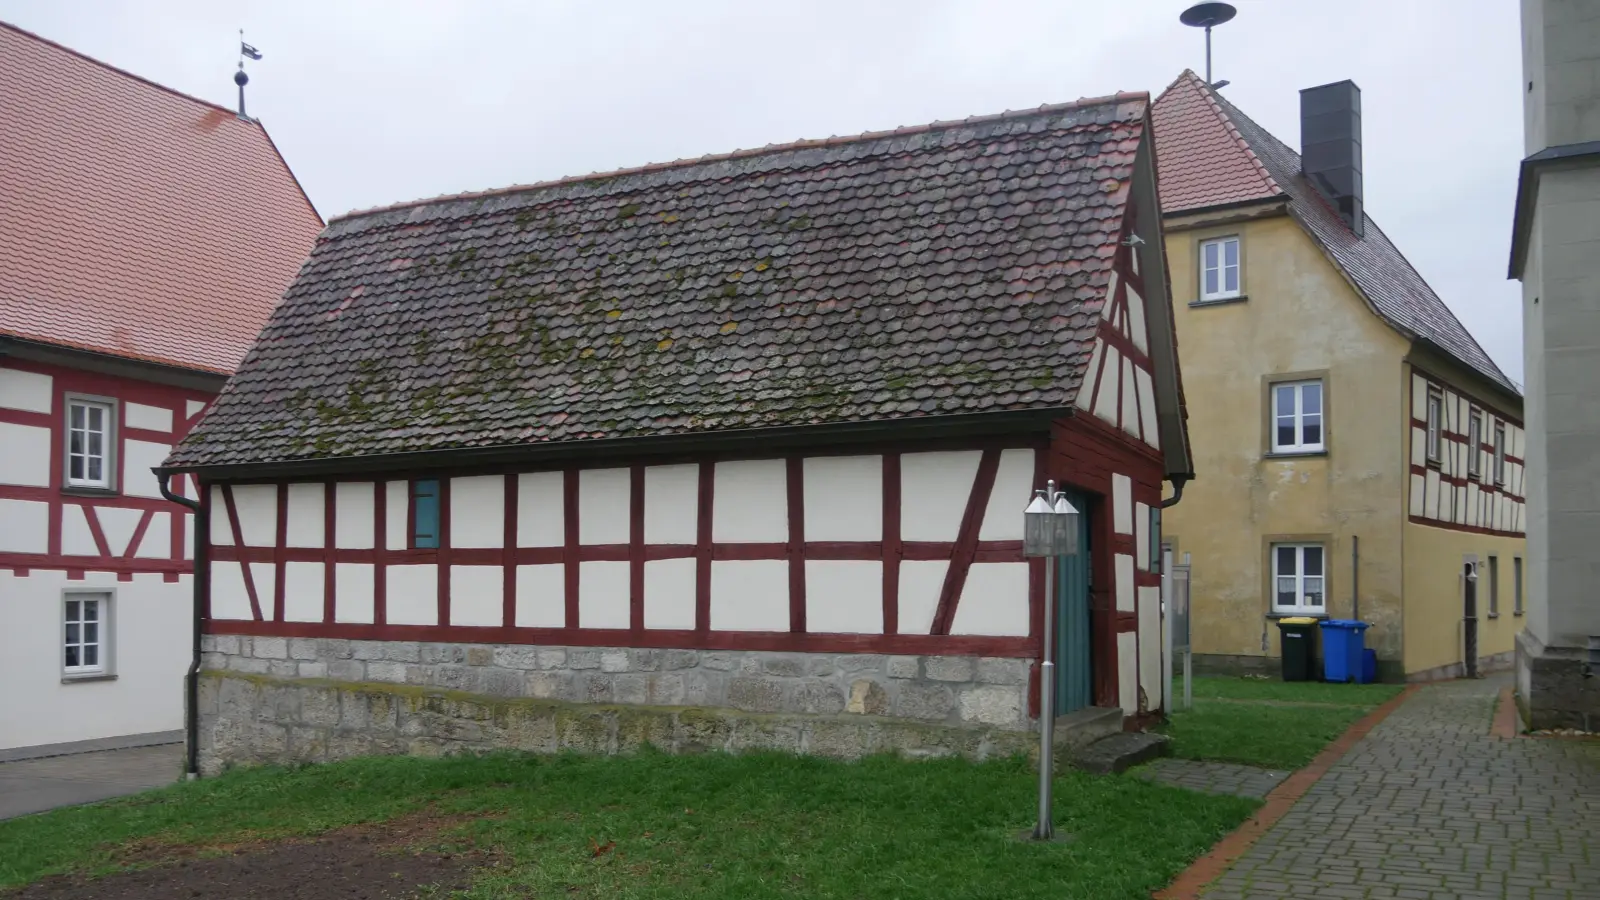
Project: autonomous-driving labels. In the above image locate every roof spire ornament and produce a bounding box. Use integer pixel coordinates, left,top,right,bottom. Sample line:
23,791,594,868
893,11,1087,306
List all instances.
1179,3,1236,89
235,29,261,119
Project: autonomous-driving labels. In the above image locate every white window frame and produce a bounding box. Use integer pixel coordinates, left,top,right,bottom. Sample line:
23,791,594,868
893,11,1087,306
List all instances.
1494,421,1507,485
64,395,117,491
1271,380,1325,454
1199,235,1242,302
1425,390,1443,464
1467,409,1483,478
1271,543,1326,615
62,590,114,680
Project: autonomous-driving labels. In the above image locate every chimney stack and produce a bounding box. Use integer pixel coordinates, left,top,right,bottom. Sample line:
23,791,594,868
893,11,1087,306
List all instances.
1299,80,1364,237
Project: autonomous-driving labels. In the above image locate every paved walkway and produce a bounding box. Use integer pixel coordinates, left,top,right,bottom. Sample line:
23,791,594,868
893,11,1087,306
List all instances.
1201,676,1600,900
0,744,183,820
1135,758,1289,799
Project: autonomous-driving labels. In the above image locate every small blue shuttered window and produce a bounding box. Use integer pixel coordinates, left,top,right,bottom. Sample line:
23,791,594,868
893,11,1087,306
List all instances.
412,479,441,549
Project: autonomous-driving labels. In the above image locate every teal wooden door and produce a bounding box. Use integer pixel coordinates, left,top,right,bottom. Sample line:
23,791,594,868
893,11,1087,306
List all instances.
1055,490,1093,714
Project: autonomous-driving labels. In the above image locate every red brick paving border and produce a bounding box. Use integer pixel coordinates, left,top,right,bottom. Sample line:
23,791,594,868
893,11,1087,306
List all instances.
1491,686,1520,739
1153,684,1422,900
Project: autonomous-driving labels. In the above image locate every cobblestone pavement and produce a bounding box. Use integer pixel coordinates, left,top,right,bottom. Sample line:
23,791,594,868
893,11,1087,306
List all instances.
1202,676,1600,899
1134,758,1289,799
0,744,182,820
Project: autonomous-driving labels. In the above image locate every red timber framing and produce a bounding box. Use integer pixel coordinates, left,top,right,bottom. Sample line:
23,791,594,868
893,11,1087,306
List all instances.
1407,365,1527,539
204,439,1062,660
0,357,211,580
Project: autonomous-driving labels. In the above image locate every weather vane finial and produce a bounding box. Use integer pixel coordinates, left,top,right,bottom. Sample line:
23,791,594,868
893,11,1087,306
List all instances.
235,29,262,119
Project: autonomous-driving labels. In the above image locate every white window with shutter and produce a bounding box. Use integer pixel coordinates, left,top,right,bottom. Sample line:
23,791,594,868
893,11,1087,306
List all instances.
63,592,113,679
1272,544,1325,614
65,397,116,490
1199,236,1241,301
1272,380,1325,453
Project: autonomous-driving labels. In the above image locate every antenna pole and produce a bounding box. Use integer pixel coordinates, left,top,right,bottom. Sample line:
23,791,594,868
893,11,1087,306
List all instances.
1205,25,1213,84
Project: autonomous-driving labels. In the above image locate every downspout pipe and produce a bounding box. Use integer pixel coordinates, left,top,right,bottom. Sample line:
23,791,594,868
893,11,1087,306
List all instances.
1159,475,1189,509
157,470,204,780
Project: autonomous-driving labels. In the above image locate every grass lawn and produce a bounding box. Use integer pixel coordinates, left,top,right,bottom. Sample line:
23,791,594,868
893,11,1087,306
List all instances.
0,750,1256,899
1159,676,1405,770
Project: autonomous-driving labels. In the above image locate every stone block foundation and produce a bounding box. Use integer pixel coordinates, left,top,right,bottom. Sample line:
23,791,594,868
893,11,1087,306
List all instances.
197,636,1055,775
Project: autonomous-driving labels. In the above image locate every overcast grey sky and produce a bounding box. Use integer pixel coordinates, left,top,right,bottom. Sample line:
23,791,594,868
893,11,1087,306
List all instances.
3,0,1527,381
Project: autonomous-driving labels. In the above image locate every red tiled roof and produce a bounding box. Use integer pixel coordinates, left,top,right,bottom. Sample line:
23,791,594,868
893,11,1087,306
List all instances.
0,22,323,375
1150,70,1280,213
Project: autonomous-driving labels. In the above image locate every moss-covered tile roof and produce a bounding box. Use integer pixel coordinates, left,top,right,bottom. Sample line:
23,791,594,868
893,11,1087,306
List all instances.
167,93,1151,469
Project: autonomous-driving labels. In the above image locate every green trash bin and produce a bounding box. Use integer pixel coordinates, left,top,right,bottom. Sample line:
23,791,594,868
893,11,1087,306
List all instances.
1277,617,1319,682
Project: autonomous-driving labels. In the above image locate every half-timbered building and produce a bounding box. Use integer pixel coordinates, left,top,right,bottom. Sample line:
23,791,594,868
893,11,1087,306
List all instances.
164,92,1193,772
0,22,322,754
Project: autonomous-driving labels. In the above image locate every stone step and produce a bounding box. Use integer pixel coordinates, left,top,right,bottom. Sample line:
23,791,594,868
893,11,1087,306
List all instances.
1051,705,1125,751
1070,731,1170,775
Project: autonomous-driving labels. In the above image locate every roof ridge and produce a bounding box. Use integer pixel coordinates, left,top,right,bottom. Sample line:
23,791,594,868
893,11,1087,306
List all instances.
330,91,1151,224
1,19,254,126
1184,72,1281,198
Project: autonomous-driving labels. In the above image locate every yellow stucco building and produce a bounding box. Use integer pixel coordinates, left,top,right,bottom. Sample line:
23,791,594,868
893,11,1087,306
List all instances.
1152,73,1526,681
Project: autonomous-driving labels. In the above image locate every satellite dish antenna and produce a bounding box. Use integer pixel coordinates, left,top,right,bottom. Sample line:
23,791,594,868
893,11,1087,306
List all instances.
1180,2,1237,88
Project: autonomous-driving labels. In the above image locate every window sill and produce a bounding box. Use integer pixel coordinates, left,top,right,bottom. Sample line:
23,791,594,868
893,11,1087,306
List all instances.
1488,613,1500,619
1189,294,1248,308
1513,611,1524,617
61,486,120,499
62,673,117,684
1264,450,1328,460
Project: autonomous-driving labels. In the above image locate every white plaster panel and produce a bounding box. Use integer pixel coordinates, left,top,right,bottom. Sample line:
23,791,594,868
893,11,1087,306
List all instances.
1467,483,1481,527
710,559,789,631
897,560,947,635
713,459,787,542
184,513,194,560
1115,552,1135,612
1440,478,1454,521
334,482,375,549
385,564,436,625
1410,473,1425,516
978,448,1034,541
1411,427,1427,467
185,399,207,419
450,475,505,549
282,562,324,622
60,504,97,555
644,557,697,629
123,402,172,433
1120,356,1140,438
949,562,1029,636
1512,426,1525,461
1411,374,1428,416
1517,503,1526,533
805,560,883,634
644,464,698,544
1112,473,1133,535
0,423,51,487
250,562,277,621
1075,339,1103,411
1118,631,1138,715
901,450,980,542
450,565,504,626
1135,367,1160,449
97,506,143,556
385,481,408,550
1139,584,1162,711
579,560,630,628
1456,485,1469,524
121,439,171,499
208,486,232,545
0,367,52,412
134,512,170,558
209,561,253,620
803,455,882,541
286,483,326,548
335,563,375,624
1100,271,1119,319
1135,501,1150,570
579,468,631,545
1126,283,1148,353
232,484,277,546
1093,344,1121,424
517,472,565,547
515,564,565,627
1424,468,1441,519
0,498,49,553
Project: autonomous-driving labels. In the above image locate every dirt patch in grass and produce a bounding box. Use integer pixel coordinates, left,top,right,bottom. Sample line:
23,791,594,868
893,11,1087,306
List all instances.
5,809,498,900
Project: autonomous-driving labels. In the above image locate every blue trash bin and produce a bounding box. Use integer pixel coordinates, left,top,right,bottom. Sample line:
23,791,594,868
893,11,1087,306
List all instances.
1319,620,1369,683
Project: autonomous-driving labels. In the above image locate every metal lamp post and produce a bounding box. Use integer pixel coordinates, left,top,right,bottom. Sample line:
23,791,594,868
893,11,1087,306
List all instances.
1023,479,1080,841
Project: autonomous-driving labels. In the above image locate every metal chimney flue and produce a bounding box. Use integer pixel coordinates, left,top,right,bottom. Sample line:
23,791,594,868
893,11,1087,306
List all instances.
1300,80,1364,237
